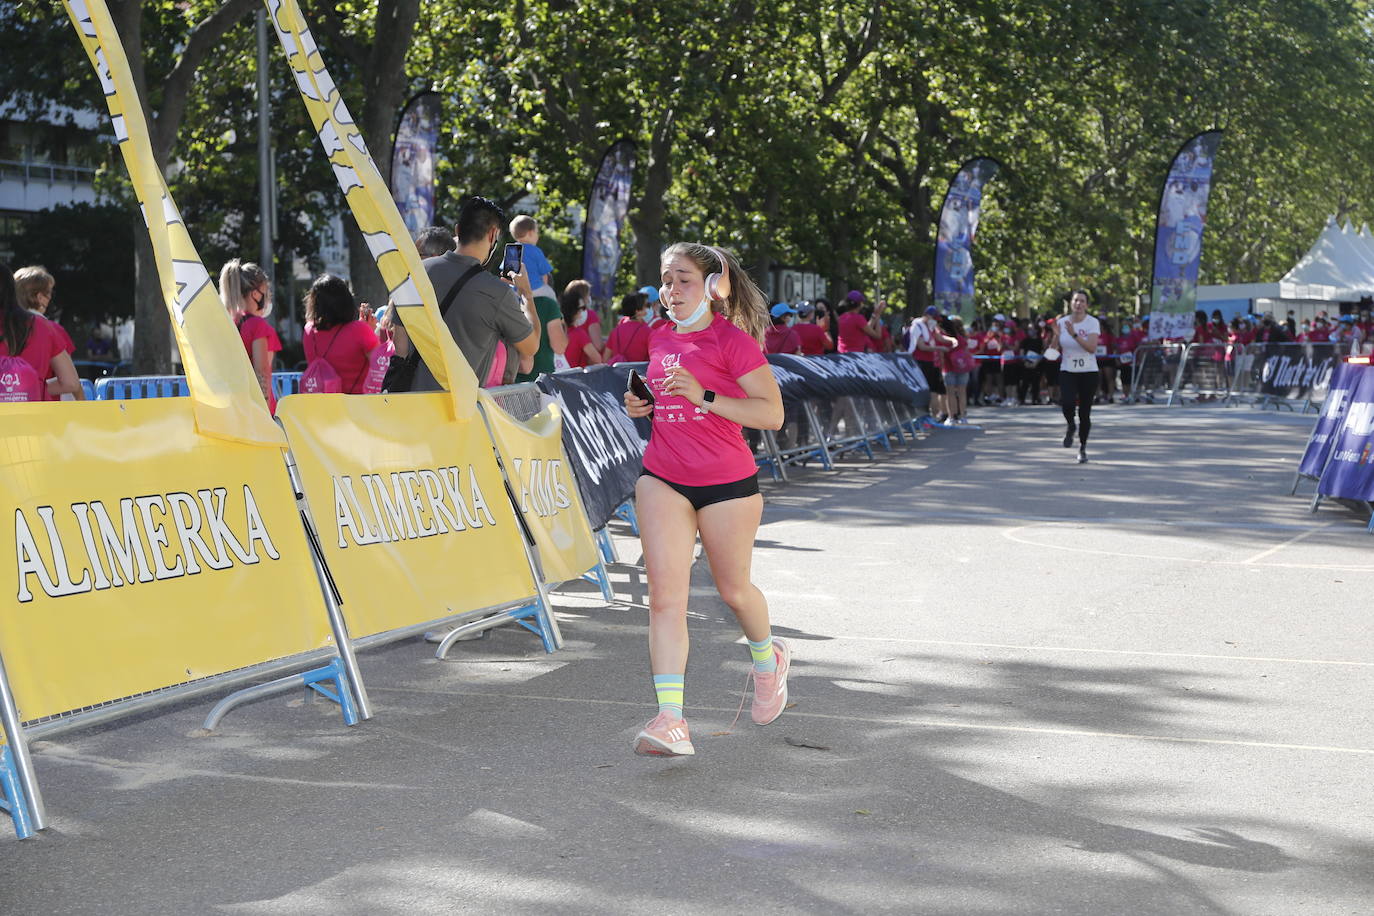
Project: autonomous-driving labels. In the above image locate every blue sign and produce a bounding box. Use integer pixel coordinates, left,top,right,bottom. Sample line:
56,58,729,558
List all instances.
1148,131,1222,340
582,140,636,303
1298,361,1360,478
1316,364,1374,500
933,158,999,323
390,93,440,237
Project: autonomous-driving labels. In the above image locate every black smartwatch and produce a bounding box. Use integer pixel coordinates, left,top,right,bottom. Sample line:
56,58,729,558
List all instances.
702,389,717,413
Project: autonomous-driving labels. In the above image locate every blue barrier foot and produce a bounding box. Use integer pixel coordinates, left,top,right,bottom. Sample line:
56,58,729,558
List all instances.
580,555,615,602
613,501,640,536
0,746,35,840
507,601,557,653
301,657,360,726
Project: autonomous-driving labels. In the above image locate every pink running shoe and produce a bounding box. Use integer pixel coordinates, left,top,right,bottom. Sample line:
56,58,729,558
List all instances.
633,712,695,757
750,638,791,725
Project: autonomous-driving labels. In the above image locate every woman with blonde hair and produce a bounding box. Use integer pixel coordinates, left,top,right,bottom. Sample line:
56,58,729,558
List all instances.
219,259,281,413
622,242,786,758
14,265,83,400
1,264,80,401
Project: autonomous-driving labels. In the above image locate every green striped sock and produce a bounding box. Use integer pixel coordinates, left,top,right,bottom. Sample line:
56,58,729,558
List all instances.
748,636,777,673
653,674,684,718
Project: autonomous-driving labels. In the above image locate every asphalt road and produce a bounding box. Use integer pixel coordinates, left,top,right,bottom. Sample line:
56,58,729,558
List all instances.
1,403,1370,915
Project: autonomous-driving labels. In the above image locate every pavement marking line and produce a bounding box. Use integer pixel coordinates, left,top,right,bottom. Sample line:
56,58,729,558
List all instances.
1241,521,1335,564
1002,524,1374,572
554,618,1374,668
771,507,1341,533
813,635,1374,668
369,688,1374,756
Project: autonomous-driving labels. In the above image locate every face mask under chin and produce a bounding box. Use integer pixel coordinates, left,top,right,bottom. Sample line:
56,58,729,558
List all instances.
671,297,710,328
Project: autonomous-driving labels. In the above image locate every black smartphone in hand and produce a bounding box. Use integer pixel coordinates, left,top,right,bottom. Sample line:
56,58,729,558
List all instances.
500,243,524,276
627,369,655,405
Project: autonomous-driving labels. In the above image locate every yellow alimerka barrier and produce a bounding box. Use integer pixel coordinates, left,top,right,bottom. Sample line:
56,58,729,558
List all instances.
478,392,602,585
0,400,335,721
276,394,539,639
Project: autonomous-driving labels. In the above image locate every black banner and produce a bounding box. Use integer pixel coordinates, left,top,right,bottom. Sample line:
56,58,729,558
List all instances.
769,353,929,404
537,366,648,530
1257,343,1341,401
537,354,930,525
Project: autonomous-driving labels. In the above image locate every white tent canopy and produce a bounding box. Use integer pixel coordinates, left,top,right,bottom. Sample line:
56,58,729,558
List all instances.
1198,216,1374,318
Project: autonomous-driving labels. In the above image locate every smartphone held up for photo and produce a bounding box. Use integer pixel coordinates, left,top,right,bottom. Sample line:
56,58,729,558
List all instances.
627,369,655,405
500,242,524,276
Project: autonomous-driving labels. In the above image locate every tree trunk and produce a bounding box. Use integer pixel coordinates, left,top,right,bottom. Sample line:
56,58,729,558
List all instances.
341,0,420,310
109,0,258,373
630,119,673,287
132,222,173,373
753,185,780,291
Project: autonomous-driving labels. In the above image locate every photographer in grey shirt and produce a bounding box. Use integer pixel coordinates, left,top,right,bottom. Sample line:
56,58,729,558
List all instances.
411,195,539,390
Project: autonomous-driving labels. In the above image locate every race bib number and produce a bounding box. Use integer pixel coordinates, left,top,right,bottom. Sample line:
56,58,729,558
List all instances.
1095,345,1107,357
1119,352,1134,365
1069,357,1088,371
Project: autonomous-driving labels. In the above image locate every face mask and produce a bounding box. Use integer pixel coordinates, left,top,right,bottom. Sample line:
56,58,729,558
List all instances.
573,310,588,327
786,316,797,327
671,297,710,328
640,312,653,323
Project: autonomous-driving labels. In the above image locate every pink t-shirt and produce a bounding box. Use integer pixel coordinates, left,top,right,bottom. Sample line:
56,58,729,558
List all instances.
1,315,66,401
237,313,282,413
606,317,652,363
836,311,871,353
304,320,380,394
795,322,830,355
643,314,768,487
565,325,595,368
764,324,802,354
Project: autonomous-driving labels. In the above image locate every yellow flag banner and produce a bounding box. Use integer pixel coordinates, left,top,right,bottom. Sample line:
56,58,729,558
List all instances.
264,0,477,416
276,394,537,638
61,0,283,448
477,393,601,584
0,401,333,722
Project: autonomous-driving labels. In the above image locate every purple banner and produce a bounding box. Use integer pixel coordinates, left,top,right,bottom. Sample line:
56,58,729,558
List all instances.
390,92,440,237
1316,363,1374,500
1297,360,1361,478
582,139,636,303
933,157,999,323
1148,130,1222,341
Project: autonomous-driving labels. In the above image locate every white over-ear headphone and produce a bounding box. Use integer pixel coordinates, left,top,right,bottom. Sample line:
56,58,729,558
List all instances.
660,245,732,305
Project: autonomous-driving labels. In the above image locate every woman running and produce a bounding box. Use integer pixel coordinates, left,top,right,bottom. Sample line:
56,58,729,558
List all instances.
623,242,786,758
1057,290,1100,463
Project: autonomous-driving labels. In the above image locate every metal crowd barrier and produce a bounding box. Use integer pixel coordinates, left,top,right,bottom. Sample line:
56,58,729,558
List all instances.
1128,340,1353,410
1229,341,1350,412
1126,343,1186,404
1166,342,1232,405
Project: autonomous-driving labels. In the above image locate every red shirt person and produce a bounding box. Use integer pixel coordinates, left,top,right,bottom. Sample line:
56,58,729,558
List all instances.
835,290,885,352
794,305,833,355
301,274,380,394
220,258,282,413
764,304,803,354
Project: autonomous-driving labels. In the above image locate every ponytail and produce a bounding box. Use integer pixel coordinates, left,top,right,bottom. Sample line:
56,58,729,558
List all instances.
219,259,269,316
